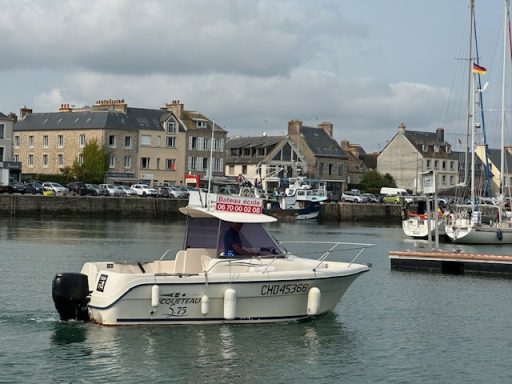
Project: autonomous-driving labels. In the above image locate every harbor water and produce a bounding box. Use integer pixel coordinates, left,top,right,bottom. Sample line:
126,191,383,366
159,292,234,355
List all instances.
1,217,511,383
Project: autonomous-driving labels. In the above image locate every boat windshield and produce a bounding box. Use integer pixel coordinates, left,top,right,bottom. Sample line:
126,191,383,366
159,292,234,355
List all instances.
185,217,281,255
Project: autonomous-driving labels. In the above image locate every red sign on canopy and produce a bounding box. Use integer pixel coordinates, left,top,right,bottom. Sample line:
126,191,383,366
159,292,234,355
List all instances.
215,195,263,214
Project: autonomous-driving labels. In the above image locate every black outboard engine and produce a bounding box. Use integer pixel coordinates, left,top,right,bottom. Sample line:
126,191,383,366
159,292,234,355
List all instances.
52,273,90,321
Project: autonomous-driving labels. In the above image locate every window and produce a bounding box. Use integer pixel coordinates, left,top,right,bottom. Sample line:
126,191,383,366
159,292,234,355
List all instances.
108,135,116,147
57,154,64,167
338,163,344,177
79,134,86,147
14,136,20,148
125,136,132,148
229,165,235,175
450,161,454,170
141,135,151,146
426,159,431,169
166,136,176,148
213,158,223,172
28,136,34,148
124,156,132,169
167,121,176,133
242,165,247,174
166,159,176,170
43,135,49,148
328,164,333,176
188,157,197,170
28,154,33,167
14,154,19,162
319,163,324,176
57,135,64,148
202,158,208,171
78,154,84,165
42,154,48,167
195,120,207,128
156,158,160,169
140,157,150,169
442,161,446,170
189,137,198,150
0,147,3,161
434,160,438,169
0,124,4,138
109,155,116,168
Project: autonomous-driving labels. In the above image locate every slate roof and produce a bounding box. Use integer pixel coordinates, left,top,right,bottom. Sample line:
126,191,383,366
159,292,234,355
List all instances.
300,126,347,159
0,112,8,119
486,148,512,172
226,136,284,149
13,107,226,133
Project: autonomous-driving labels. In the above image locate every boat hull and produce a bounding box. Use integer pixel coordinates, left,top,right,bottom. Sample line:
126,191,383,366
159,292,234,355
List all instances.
402,217,446,238
86,267,367,325
445,218,512,244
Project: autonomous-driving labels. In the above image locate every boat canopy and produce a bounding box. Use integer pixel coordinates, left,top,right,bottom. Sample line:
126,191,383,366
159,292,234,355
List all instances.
179,206,276,223
184,217,281,254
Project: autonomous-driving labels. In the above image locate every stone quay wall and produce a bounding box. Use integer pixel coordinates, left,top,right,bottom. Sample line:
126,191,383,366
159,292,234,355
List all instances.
319,202,403,223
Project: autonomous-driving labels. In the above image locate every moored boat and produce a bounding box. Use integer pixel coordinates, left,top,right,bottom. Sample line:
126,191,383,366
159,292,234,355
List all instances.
52,190,372,325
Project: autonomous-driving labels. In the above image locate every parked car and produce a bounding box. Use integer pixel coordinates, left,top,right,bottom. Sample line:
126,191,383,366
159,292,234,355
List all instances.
362,193,379,203
42,182,69,196
117,185,137,196
79,183,101,196
24,181,44,194
155,186,170,198
9,181,27,194
341,190,367,203
99,184,124,197
166,186,188,198
130,184,157,197
66,181,84,195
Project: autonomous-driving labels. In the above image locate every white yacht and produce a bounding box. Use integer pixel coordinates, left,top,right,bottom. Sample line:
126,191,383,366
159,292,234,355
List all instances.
52,190,372,325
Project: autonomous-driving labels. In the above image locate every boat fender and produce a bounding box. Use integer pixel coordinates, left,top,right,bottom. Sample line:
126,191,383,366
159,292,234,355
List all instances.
307,287,321,316
151,285,159,307
223,288,236,320
497,229,503,241
201,295,209,315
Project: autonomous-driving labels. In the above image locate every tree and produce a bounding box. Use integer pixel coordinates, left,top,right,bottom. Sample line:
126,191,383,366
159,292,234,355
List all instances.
71,139,108,183
359,170,396,194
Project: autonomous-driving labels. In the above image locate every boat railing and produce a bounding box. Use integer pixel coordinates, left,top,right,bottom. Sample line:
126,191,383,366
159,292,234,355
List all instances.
278,241,374,269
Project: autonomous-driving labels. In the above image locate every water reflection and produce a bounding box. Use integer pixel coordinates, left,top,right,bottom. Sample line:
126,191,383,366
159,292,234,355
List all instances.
51,322,88,345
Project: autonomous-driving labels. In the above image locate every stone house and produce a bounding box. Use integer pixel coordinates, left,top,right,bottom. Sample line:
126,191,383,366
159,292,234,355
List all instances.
0,112,22,182
377,123,459,194
12,99,226,186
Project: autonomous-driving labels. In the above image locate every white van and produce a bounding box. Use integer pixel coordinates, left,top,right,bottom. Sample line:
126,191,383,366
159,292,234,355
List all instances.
380,187,413,204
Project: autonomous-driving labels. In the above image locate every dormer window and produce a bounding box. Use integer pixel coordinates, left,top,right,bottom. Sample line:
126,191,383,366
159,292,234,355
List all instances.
422,144,428,151
195,120,207,128
434,145,440,152
167,121,176,133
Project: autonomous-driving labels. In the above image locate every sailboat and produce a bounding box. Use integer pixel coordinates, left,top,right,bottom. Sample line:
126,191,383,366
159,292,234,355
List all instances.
446,0,512,244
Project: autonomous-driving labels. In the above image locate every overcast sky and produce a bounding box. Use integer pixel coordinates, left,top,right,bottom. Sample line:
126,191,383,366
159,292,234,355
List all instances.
0,0,507,152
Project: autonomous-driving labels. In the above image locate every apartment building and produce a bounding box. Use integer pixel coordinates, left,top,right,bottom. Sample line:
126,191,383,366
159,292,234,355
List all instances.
0,112,22,182
12,99,226,186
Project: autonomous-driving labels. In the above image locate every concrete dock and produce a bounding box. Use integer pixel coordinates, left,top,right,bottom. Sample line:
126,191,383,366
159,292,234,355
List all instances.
389,249,512,275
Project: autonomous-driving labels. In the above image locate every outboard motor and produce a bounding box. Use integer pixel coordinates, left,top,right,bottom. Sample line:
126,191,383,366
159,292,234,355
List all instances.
52,273,90,321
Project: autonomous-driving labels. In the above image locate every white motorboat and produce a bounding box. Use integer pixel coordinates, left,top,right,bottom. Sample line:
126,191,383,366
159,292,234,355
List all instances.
277,177,328,220
52,190,372,325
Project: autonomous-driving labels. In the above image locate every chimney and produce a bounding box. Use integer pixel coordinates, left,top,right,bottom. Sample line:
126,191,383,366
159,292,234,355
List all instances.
8,112,17,122
288,119,302,136
398,122,406,134
163,99,184,119
19,106,32,120
93,99,127,113
58,103,73,112
340,139,350,151
436,127,444,143
318,121,333,137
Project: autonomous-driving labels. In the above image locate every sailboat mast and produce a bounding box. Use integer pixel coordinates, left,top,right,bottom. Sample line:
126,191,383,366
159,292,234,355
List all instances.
469,0,476,210
500,0,510,196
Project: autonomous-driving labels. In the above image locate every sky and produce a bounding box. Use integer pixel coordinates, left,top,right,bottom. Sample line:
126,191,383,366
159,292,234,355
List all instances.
0,0,508,153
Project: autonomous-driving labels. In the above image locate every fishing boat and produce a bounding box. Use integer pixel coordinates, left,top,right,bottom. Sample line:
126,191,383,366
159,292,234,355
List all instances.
52,190,372,325
446,0,512,244
269,177,328,220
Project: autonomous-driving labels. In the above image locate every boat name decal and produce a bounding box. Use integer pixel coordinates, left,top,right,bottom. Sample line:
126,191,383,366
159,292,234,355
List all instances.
260,283,309,296
159,297,201,305
216,195,263,214
96,274,108,292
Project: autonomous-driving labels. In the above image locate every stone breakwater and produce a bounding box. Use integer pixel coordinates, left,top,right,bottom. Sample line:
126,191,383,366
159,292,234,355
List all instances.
0,195,403,222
